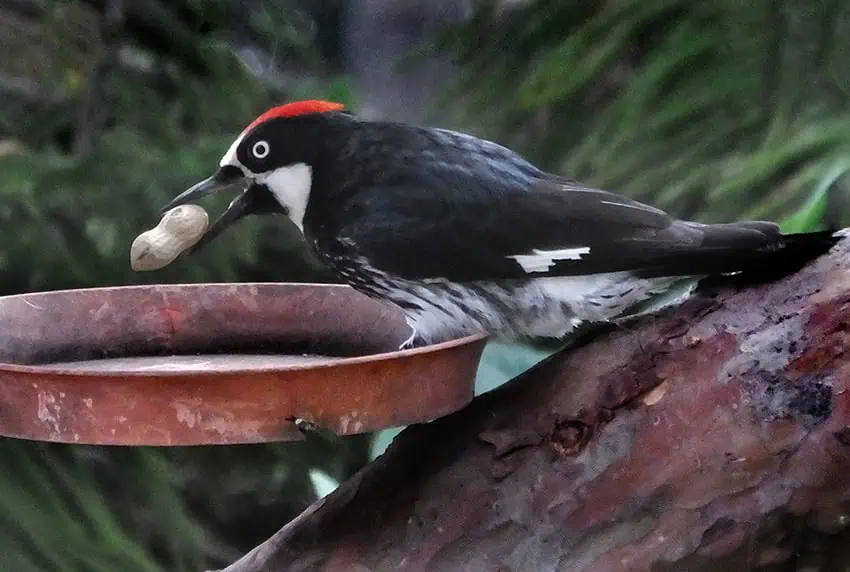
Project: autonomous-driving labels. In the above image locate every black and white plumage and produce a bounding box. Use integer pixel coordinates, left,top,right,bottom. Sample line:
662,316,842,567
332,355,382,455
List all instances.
163,100,838,347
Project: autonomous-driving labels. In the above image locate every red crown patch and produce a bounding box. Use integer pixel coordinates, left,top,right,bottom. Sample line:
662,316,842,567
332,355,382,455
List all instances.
243,100,345,134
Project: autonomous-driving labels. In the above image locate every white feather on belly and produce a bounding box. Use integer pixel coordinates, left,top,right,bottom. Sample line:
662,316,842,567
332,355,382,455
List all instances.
380,272,682,343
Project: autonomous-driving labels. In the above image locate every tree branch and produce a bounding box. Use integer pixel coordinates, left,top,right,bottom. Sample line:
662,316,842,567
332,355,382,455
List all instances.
218,231,850,572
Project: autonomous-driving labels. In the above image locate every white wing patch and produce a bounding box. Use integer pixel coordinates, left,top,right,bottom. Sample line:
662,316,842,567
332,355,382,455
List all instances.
508,247,591,273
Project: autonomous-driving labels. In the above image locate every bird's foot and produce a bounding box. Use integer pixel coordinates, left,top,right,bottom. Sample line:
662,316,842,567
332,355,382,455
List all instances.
398,326,418,350
293,417,316,434
292,417,341,444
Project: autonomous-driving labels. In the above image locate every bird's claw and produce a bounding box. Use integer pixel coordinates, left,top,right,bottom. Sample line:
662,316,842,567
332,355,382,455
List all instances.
398,326,418,350
292,417,341,443
293,417,316,434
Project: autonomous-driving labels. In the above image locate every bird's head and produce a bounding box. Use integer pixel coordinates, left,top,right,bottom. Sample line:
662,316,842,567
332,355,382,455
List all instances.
162,100,348,250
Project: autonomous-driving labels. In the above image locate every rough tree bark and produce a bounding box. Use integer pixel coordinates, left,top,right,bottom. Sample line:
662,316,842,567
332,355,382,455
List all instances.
218,231,850,572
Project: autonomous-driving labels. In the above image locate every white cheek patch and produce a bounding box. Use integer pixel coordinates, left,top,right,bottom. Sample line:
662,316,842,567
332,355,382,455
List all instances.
258,163,313,232
509,246,591,273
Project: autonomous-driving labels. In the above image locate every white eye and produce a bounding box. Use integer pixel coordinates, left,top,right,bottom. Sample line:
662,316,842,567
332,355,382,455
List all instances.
252,140,270,159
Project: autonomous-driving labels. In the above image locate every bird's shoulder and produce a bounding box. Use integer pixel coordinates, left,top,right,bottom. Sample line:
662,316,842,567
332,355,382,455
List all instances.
340,122,543,188
342,122,668,220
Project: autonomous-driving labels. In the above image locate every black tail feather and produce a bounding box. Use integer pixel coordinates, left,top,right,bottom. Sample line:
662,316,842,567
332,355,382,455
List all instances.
634,228,841,280
754,229,842,277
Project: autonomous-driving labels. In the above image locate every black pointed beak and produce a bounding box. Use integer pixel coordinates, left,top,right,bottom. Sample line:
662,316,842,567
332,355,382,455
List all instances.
161,165,246,213
184,182,286,255
160,165,279,256
162,166,286,256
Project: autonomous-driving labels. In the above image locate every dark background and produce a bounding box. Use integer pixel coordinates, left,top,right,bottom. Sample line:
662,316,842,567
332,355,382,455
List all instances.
1,1,848,570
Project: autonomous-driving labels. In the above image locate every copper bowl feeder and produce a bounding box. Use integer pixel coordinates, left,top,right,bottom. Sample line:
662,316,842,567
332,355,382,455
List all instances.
0,283,487,446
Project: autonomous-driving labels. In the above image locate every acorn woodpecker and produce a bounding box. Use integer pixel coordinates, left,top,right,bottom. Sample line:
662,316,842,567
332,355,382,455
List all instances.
162,100,838,348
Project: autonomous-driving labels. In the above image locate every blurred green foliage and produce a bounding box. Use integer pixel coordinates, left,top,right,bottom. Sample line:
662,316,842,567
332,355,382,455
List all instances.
1,0,848,570
439,0,850,228
0,4,337,295
1,2,364,571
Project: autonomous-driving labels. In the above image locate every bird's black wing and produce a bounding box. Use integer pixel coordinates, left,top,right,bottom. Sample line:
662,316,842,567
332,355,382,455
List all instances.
332,172,780,282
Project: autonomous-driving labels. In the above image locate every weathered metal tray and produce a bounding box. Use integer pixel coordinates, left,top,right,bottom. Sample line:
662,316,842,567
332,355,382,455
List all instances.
0,283,487,446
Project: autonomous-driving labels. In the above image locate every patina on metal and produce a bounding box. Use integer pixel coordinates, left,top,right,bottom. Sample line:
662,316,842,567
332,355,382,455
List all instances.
0,283,487,446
